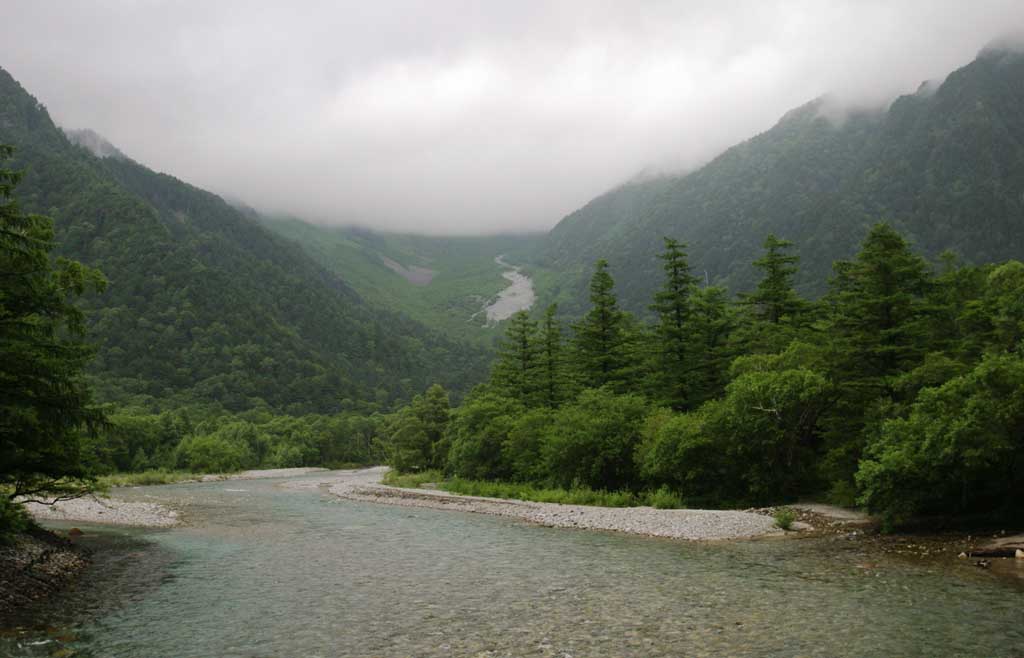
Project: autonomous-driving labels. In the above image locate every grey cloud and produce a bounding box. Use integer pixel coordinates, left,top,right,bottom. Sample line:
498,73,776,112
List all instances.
2,1,1023,234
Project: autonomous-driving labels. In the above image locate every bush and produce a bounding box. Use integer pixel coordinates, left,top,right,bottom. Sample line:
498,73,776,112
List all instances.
175,433,253,473
645,486,684,509
383,469,443,488
542,388,649,490
0,497,33,542
856,353,1024,527
773,508,797,530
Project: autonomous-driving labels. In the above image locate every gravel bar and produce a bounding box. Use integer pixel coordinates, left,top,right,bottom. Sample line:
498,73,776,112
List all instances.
312,467,781,541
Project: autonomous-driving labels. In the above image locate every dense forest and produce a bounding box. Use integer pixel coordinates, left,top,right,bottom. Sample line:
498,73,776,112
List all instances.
382,229,1024,527
0,66,489,416
535,46,1024,315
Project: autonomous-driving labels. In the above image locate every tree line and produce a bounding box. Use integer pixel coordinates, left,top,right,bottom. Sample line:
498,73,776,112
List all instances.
383,226,1024,527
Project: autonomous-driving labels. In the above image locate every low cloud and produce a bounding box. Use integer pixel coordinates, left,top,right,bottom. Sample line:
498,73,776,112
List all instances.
2,1,1022,233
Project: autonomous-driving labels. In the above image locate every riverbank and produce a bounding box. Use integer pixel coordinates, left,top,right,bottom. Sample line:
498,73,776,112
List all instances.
0,527,89,615
24,467,329,528
309,467,783,541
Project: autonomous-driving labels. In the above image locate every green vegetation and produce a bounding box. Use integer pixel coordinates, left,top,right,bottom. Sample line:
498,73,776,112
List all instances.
261,217,547,345
0,144,104,536
773,508,797,531
94,470,198,488
532,48,1024,316
383,224,1024,527
0,66,488,415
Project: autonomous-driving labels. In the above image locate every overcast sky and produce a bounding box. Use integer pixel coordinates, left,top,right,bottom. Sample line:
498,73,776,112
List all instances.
2,1,1022,234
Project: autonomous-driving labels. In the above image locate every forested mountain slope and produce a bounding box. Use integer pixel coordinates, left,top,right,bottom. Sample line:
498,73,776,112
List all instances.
260,217,543,345
535,46,1024,314
0,66,485,413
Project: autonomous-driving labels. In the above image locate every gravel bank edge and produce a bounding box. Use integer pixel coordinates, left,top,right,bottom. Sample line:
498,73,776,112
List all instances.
320,467,782,541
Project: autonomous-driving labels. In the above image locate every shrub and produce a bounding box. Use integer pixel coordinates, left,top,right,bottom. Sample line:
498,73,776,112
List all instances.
774,508,797,530
645,486,684,509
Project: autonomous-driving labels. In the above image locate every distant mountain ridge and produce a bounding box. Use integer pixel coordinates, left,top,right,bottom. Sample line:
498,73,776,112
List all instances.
533,46,1024,314
0,66,486,412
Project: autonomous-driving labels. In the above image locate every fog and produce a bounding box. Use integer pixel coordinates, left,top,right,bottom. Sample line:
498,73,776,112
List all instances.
2,1,1022,234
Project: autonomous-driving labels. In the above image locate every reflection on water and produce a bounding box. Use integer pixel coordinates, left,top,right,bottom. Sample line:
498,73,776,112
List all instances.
3,476,1023,657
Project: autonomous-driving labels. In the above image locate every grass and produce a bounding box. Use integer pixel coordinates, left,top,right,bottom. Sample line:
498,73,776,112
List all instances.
95,469,199,488
382,469,444,488
385,473,687,509
773,508,798,530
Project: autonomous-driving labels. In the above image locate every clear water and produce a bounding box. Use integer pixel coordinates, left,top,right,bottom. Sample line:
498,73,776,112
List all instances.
3,475,1023,657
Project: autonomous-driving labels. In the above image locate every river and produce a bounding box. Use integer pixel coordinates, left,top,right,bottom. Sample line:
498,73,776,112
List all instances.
483,255,535,324
3,474,1023,657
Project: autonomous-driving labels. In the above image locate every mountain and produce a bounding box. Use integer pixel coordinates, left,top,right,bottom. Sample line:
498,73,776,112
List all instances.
0,66,486,413
259,217,543,345
533,46,1024,314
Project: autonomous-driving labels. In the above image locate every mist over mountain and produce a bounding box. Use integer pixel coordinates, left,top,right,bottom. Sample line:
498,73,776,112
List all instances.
0,66,488,413
532,45,1024,314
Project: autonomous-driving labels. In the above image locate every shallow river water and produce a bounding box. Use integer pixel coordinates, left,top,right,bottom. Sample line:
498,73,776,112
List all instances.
3,475,1023,657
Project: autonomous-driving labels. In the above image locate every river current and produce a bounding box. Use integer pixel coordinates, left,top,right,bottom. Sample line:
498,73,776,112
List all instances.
3,474,1023,657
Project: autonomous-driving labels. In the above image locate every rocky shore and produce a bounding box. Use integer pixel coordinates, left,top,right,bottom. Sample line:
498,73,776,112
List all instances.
310,467,782,541
23,496,180,528
0,527,89,615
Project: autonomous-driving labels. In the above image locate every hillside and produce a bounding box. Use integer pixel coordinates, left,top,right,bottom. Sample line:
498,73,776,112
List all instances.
0,66,487,413
260,217,544,344
534,46,1024,314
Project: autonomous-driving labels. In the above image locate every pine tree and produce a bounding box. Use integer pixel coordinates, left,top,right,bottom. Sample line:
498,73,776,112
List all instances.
573,259,629,389
490,310,540,405
743,234,805,324
649,237,698,409
537,304,567,407
0,145,107,506
822,223,933,488
829,223,933,396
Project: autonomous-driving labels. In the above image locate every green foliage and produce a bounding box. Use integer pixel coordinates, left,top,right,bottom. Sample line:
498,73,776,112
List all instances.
383,384,451,472
441,479,642,507
0,496,34,542
446,393,523,480
0,66,487,415
0,144,105,504
648,237,699,409
175,432,253,473
773,508,797,530
572,260,632,390
490,311,540,405
536,304,568,407
534,49,1024,318
95,469,197,488
542,388,649,491
857,352,1024,527
382,469,443,489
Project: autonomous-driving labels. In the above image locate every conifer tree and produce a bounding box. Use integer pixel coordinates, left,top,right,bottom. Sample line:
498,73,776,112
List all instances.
573,259,629,389
0,145,107,506
829,223,933,396
649,237,698,409
537,304,567,407
490,310,540,405
743,234,805,324
822,223,933,488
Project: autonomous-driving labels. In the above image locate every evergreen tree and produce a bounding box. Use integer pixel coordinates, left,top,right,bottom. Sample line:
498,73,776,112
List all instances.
828,223,933,397
822,223,933,488
572,260,629,389
490,310,540,405
649,237,698,409
743,234,806,324
687,286,734,405
0,145,106,506
537,304,567,407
